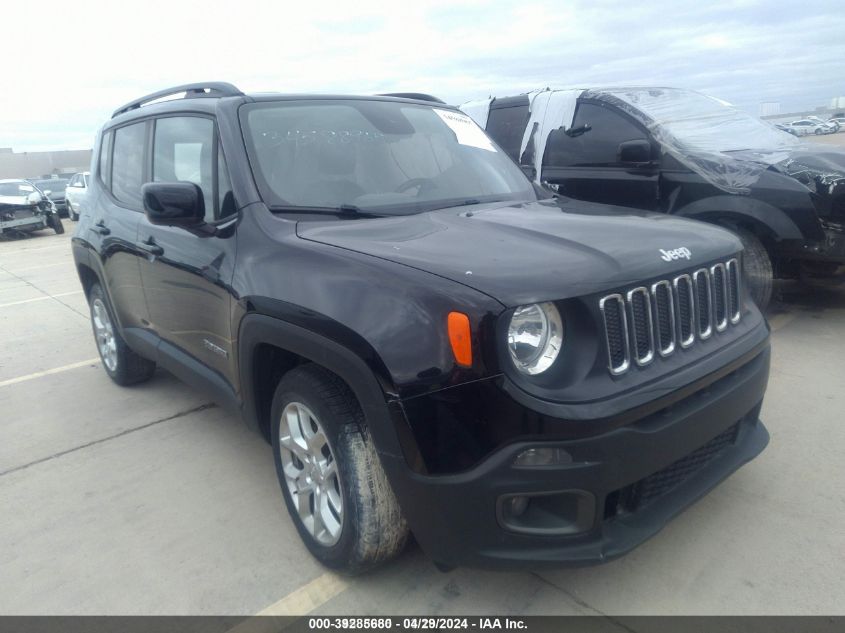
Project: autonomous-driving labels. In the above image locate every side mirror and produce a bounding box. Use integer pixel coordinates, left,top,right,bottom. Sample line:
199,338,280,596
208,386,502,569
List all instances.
618,139,652,164
142,182,205,228
26,192,42,205
43,189,52,195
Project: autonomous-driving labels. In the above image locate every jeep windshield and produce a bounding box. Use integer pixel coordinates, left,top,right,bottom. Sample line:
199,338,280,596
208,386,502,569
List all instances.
241,99,537,215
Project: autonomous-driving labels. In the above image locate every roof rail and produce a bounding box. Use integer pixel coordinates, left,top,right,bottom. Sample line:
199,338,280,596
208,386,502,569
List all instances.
378,92,446,104
111,82,244,118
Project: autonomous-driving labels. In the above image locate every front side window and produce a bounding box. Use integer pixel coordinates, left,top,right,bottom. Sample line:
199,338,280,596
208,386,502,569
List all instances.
544,102,649,167
111,122,147,208
152,117,215,221
241,100,536,215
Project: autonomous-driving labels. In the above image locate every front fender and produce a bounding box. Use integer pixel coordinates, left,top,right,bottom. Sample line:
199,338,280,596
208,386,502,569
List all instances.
674,195,804,241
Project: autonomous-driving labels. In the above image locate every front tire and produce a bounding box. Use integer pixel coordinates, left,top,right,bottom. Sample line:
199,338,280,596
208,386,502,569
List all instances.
49,213,65,234
88,283,156,385
67,200,78,221
271,364,409,574
733,227,773,310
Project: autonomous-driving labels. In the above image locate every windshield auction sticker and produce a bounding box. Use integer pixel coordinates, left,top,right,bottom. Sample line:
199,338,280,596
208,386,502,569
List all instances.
434,109,498,152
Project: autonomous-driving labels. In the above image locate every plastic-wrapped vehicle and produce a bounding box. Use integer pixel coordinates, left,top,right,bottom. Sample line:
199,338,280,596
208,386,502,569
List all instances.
0,179,65,236
462,87,845,308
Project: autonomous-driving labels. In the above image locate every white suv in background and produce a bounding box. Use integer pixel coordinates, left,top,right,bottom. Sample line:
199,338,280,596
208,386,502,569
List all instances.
65,171,90,220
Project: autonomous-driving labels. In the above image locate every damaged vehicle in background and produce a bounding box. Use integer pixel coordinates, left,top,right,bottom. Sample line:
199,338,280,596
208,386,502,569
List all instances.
0,180,65,237
462,87,845,309
29,178,70,217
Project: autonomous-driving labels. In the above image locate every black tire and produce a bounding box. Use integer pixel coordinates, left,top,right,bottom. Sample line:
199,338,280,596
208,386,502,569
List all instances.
733,227,773,310
67,200,78,221
49,213,65,234
88,283,156,386
271,364,409,574
815,128,822,135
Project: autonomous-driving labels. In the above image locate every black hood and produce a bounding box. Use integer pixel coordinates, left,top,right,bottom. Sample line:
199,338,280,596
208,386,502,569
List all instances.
296,199,741,306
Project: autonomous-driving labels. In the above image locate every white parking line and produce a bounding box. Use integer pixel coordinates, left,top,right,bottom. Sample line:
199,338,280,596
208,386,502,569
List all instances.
0,290,83,308
0,358,100,389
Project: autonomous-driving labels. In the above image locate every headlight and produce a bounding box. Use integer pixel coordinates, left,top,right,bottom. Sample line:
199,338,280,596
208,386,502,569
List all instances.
507,302,563,375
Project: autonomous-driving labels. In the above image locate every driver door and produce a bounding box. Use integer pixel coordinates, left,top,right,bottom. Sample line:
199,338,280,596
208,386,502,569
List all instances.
540,101,659,210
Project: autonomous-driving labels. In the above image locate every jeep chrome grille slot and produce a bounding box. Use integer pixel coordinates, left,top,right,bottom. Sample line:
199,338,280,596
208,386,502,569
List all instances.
599,258,742,375
627,287,655,366
711,263,728,332
651,280,675,356
599,294,630,375
726,258,741,324
674,274,695,348
693,268,712,339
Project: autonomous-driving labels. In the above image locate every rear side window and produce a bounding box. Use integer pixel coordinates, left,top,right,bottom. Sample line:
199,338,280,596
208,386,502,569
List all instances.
486,105,529,162
111,122,147,207
544,102,649,167
152,116,215,222
98,131,111,188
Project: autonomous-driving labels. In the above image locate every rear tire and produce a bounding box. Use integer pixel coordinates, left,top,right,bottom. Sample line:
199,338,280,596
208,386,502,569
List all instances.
271,364,409,574
88,283,156,386
733,227,773,310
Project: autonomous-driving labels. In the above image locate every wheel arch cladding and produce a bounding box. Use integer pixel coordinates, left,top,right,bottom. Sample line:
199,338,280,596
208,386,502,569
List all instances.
238,313,406,460
674,195,804,241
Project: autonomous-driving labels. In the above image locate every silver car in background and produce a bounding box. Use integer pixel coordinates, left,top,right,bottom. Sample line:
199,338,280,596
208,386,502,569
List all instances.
65,171,90,220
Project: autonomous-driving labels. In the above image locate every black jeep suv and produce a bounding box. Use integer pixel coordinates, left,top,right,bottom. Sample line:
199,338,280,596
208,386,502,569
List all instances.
72,83,770,573
463,87,845,309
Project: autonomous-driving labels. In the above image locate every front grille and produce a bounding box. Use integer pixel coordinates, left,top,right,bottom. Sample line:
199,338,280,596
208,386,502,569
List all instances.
628,287,654,365
727,259,741,324
609,422,740,516
599,258,741,375
711,263,728,332
693,268,712,339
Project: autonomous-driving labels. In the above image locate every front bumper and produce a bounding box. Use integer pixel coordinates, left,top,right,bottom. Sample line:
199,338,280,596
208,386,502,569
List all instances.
788,222,845,265
382,339,770,570
0,215,48,231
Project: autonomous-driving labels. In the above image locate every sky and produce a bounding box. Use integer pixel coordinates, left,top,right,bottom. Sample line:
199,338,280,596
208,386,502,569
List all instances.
2,0,844,151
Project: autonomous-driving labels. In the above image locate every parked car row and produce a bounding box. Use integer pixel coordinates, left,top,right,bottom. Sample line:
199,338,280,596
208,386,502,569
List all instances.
0,171,89,238
777,116,842,136
460,87,845,310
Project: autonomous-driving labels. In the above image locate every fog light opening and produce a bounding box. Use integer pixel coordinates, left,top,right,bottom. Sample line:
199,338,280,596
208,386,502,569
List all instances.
497,490,595,536
505,495,529,518
513,447,573,467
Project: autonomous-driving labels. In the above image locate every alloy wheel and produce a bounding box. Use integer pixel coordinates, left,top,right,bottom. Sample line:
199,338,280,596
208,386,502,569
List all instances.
278,402,343,546
92,298,118,371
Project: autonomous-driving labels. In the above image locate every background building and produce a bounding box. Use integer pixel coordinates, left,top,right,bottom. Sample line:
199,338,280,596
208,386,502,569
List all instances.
759,102,781,117
0,148,92,180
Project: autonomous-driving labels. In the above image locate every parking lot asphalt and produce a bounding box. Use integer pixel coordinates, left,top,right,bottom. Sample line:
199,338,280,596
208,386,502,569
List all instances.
1,223,844,616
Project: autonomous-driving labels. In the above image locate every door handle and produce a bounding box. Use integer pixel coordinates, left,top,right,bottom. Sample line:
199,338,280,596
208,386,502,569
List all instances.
93,220,110,236
137,236,164,257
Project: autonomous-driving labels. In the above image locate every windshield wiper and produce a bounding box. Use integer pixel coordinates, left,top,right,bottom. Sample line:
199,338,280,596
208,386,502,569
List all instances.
270,204,379,217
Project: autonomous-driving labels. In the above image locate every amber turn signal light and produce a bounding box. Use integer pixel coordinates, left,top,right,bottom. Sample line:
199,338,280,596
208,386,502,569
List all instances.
448,312,472,367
